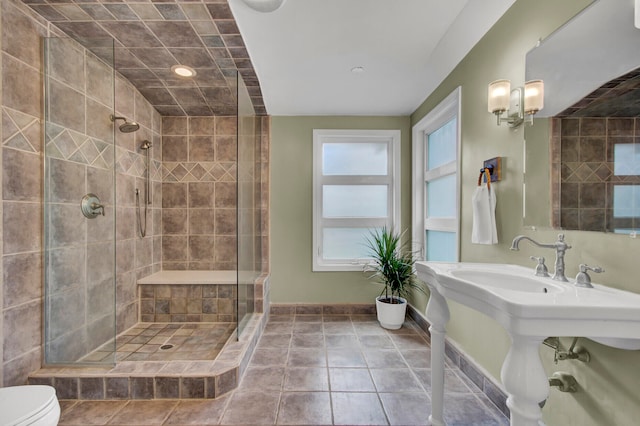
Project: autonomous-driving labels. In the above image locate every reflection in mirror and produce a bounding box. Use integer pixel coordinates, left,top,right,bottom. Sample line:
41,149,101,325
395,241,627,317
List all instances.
524,0,640,235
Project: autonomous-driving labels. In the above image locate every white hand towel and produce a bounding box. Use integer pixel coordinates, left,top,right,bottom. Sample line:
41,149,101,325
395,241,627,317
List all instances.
471,173,498,245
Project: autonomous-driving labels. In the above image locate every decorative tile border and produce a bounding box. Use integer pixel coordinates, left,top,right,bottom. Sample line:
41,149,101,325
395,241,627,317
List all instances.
162,161,237,182
45,122,114,170
2,107,41,153
269,303,377,316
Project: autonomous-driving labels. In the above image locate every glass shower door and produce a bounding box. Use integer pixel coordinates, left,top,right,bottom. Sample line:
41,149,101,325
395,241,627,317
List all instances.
43,37,116,365
237,73,261,337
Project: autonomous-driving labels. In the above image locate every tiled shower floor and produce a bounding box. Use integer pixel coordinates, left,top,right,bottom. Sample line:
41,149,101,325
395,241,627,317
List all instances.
80,322,236,363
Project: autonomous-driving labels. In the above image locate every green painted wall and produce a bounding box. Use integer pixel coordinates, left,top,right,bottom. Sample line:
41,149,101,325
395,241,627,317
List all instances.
270,116,411,304
411,0,640,425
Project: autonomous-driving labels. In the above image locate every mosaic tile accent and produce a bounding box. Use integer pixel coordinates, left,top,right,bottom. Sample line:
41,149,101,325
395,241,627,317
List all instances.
115,146,162,180
163,161,237,182
2,107,40,152
45,123,114,170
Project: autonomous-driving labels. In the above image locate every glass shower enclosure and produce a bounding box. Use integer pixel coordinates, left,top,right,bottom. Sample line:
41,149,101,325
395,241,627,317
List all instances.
43,39,263,365
43,37,117,365
237,73,261,337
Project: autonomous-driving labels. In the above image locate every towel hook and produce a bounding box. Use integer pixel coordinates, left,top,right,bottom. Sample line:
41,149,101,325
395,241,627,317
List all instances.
477,167,492,188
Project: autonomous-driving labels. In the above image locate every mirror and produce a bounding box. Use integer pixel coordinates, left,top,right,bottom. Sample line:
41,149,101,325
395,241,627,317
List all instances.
524,0,640,234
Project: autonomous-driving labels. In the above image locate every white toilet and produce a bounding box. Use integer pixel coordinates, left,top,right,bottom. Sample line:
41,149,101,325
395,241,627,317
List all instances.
0,385,60,426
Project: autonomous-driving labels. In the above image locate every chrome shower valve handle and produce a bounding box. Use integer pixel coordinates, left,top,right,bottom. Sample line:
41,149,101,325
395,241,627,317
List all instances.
81,193,105,219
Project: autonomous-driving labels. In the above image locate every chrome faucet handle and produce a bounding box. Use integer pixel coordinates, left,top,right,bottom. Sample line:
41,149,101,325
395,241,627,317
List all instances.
530,256,550,277
575,264,604,288
90,202,105,216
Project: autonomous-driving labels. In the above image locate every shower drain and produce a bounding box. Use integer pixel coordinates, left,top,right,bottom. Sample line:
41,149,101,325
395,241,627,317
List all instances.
160,344,174,350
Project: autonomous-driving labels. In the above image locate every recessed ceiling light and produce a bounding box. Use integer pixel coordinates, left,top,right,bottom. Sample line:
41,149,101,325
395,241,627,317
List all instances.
351,66,365,74
171,65,196,78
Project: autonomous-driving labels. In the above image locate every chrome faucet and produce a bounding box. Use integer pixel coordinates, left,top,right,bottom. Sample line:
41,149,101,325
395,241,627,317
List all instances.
510,234,571,282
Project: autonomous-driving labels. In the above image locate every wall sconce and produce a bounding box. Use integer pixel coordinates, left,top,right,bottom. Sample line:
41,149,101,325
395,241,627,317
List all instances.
488,79,544,127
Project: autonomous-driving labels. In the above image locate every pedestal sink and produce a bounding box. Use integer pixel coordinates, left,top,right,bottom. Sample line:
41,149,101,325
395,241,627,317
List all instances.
415,261,640,426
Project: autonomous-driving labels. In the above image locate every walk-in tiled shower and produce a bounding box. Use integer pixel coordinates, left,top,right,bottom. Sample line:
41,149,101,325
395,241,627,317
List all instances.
35,26,267,396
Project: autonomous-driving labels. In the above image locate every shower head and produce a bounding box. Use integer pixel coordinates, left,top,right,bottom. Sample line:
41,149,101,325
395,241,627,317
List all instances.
110,114,140,133
140,140,152,150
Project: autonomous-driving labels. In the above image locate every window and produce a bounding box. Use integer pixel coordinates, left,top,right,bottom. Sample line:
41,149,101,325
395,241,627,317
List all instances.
412,88,461,262
313,129,401,271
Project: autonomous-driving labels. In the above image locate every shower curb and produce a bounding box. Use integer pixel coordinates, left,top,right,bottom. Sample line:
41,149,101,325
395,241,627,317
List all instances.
27,312,268,400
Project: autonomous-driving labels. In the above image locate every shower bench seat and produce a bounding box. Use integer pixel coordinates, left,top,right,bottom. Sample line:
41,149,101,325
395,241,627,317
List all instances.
137,270,237,285
137,270,238,323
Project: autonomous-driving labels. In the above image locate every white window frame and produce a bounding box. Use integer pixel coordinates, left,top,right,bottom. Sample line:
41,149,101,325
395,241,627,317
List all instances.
412,87,461,261
313,129,402,271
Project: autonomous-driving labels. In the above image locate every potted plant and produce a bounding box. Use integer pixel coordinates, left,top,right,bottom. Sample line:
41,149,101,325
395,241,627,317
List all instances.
364,227,425,329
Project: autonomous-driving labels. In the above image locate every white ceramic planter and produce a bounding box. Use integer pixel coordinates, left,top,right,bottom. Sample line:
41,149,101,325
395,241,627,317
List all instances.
375,295,407,329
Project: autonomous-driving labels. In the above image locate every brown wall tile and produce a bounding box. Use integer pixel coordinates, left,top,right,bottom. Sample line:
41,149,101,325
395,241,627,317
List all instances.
3,252,41,308
162,135,188,161
216,117,236,136
214,182,236,208
215,135,237,162
189,236,215,262
3,148,41,201
162,236,188,262
3,201,41,254
189,117,216,135
2,53,42,118
162,117,188,135
189,209,215,234
189,135,215,161
162,209,188,234
189,182,214,208
162,182,187,208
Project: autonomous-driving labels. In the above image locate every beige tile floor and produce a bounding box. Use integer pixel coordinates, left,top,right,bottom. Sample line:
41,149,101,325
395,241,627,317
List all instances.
59,313,509,425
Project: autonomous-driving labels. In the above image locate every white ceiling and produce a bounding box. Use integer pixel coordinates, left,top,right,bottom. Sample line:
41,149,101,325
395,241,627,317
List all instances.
230,0,516,116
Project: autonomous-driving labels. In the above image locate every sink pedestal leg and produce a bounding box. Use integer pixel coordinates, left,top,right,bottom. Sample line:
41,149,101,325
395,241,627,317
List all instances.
425,290,449,426
501,335,549,426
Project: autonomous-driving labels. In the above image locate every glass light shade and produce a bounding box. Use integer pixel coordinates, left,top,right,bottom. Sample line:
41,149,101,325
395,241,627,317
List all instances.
242,0,286,12
488,80,511,113
524,80,544,114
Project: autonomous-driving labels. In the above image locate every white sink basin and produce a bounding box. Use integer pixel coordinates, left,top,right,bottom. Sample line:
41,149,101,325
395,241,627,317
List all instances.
449,269,564,293
417,261,640,348
416,261,640,426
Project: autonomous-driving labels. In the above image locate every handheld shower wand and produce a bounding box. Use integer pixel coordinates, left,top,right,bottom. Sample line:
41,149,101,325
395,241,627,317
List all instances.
136,140,152,237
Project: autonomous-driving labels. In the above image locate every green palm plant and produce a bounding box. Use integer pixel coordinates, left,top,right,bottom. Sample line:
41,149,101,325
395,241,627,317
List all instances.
364,227,425,303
